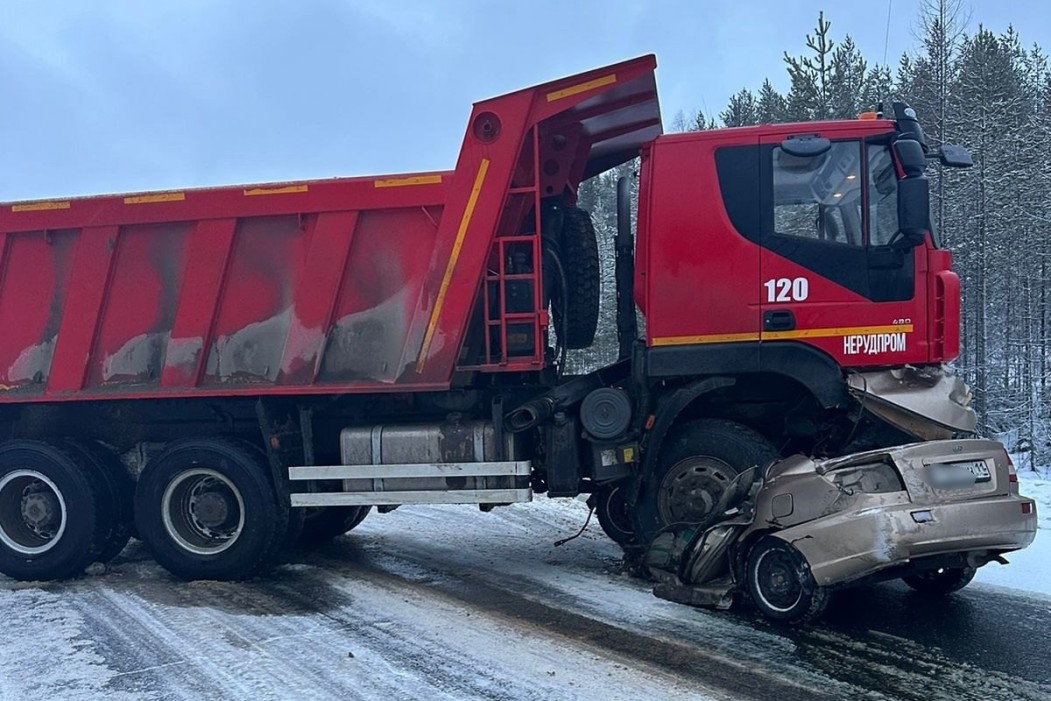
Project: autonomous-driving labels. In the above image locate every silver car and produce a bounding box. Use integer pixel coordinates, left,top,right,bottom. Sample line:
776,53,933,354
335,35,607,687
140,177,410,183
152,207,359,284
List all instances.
647,439,1037,623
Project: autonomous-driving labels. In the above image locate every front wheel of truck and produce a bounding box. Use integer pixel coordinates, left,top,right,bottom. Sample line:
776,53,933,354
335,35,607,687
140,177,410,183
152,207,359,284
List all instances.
135,438,286,580
631,419,778,547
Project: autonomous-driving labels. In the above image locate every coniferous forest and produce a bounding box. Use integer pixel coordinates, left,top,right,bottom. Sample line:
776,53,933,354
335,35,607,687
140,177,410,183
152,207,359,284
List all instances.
576,0,1051,466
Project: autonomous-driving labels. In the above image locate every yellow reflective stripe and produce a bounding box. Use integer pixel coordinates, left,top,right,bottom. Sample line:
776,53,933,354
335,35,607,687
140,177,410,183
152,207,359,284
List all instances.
243,185,308,196
416,159,490,373
763,323,913,340
651,324,914,347
546,73,617,102
374,175,443,188
124,192,185,205
11,201,70,212
651,332,760,347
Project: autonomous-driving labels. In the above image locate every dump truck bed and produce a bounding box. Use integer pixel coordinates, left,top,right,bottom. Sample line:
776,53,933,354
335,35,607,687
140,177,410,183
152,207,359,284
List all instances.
0,56,660,403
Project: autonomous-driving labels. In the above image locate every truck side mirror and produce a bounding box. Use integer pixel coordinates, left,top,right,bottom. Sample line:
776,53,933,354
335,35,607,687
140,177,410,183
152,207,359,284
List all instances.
780,136,830,158
893,139,927,177
897,176,930,247
938,144,973,168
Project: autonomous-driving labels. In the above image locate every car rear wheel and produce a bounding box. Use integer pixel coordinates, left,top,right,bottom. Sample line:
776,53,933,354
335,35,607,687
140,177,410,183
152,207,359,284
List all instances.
902,566,976,595
746,536,829,624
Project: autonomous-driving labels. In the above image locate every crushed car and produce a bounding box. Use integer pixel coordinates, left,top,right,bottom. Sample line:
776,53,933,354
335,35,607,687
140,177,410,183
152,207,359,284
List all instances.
646,439,1038,624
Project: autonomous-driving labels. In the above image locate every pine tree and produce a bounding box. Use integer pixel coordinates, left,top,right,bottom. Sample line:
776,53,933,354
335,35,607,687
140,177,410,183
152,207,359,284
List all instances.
721,89,759,127
783,12,836,120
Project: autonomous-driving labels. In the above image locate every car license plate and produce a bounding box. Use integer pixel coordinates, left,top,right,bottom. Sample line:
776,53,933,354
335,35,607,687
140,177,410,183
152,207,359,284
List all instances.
929,460,992,489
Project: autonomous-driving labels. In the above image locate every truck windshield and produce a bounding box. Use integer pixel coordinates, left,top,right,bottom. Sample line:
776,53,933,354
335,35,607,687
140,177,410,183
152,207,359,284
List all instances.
867,145,899,246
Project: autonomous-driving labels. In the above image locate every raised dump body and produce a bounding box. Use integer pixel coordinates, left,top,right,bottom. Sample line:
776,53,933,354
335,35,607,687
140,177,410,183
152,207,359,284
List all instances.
0,56,660,401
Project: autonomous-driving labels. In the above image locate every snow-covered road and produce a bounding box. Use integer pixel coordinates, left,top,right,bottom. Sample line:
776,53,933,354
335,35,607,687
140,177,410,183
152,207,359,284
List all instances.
1,492,1049,701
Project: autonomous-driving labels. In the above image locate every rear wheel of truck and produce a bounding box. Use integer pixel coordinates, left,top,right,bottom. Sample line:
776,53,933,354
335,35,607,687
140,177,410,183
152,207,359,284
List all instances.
746,536,829,624
0,440,112,581
297,506,371,546
902,566,976,595
631,419,778,546
65,440,134,563
134,438,287,580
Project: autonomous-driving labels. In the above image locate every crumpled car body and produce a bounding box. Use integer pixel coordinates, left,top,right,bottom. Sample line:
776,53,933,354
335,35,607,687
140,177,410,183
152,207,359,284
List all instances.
649,438,1037,623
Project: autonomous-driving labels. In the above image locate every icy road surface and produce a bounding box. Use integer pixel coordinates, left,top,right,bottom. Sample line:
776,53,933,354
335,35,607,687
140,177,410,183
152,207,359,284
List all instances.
2,495,1050,701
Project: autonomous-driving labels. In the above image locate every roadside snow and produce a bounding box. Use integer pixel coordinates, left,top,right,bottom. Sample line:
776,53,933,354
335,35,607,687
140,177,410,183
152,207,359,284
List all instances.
973,469,1051,597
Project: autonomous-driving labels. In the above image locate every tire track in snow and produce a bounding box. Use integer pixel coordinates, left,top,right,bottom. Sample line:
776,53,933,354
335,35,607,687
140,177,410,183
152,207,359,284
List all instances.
1,543,707,700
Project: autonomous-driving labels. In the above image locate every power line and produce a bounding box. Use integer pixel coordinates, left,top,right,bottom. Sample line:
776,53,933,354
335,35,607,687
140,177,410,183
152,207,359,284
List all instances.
883,0,893,65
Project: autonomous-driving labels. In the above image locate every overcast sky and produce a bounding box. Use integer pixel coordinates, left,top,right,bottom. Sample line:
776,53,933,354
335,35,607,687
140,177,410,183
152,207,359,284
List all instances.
2,0,1048,201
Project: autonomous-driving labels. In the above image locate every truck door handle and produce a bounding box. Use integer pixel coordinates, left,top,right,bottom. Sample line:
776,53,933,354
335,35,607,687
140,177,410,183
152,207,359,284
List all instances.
763,310,796,332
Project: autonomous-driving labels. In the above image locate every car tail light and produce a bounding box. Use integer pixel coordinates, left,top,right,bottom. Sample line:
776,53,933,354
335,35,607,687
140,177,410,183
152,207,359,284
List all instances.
1007,456,1019,493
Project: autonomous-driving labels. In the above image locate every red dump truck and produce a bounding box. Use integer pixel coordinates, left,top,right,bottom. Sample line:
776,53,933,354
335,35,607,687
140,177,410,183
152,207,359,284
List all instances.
0,55,979,582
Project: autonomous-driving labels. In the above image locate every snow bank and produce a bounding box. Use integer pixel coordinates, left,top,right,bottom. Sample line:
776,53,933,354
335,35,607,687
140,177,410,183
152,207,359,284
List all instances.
973,468,1051,597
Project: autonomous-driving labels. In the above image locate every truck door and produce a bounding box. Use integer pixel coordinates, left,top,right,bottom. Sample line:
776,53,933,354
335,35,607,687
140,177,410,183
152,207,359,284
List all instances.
757,134,927,366
644,134,763,354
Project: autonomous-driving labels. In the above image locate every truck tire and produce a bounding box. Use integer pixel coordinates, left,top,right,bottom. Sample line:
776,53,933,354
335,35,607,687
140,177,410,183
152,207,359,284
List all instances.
553,206,600,350
65,440,134,563
632,419,778,546
592,485,636,546
902,566,976,595
297,506,371,546
0,440,112,581
746,536,829,624
134,438,287,580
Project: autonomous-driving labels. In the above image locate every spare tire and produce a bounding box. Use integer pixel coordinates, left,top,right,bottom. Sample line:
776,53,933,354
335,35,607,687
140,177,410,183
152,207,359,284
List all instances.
553,206,600,350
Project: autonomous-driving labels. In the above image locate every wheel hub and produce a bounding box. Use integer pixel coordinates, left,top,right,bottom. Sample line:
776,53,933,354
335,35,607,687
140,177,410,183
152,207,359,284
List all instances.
191,489,232,530
161,469,245,556
21,487,61,535
756,550,803,610
658,456,736,525
0,469,68,555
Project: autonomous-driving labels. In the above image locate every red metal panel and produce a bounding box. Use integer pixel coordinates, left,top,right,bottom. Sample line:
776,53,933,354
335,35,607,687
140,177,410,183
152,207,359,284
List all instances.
160,219,237,388
278,210,358,385
47,226,120,393
318,208,439,385
203,216,309,386
85,222,192,389
0,230,78,392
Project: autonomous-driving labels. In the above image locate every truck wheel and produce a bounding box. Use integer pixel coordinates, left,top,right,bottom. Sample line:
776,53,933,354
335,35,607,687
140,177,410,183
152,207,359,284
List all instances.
593,485,636,546
65,440,134,563
0,440,111,581
746,536,829,624
297,506,371,546
134,439,286,580
632,419,778,545
902,566,976,595
553,206,600,350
